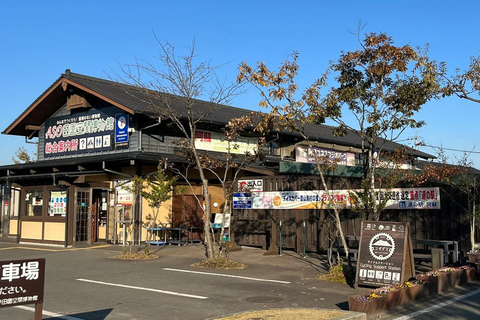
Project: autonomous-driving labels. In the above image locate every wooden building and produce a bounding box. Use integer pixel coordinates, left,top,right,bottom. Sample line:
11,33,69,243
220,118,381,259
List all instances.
0,70,474,257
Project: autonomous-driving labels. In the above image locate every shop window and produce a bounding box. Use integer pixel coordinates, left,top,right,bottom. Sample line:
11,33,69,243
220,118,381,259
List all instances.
25,190,43,217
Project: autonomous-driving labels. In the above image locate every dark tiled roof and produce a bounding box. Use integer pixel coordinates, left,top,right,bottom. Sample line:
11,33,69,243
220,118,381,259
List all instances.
4,70,434,159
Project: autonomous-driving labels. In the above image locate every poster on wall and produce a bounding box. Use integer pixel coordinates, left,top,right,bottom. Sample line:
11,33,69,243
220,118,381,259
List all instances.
49,191,67,216
44,107,116,157
115,180,133,205
356,221,414,287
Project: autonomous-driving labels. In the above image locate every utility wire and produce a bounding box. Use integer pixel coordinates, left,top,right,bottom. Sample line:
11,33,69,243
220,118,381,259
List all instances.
419,144,480,154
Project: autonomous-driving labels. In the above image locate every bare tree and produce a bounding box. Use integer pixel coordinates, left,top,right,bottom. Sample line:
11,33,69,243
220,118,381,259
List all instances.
117,39,242,259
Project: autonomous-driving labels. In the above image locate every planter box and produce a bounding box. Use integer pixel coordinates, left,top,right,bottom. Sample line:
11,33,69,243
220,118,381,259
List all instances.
349,294,386,314
467,253,480,263
351,268,476,315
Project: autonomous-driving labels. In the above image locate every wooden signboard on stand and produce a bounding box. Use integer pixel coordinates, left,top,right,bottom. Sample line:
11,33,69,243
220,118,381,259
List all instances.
356,221,414,287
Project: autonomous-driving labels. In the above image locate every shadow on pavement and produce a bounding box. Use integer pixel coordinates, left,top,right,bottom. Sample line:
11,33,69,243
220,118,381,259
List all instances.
45,308,113,320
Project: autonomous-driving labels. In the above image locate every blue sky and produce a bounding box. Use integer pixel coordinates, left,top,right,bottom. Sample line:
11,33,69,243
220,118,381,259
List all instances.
1,1,479,167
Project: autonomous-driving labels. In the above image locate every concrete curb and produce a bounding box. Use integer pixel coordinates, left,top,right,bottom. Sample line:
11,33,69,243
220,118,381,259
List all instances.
212,308,367,320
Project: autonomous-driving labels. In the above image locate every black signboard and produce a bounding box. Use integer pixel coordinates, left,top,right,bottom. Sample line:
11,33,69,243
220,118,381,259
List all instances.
44,107,118,157
356,221,414,287
0,258,45,308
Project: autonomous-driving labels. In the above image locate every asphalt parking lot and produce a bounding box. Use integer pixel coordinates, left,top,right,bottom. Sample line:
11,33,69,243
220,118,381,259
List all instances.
0,242,362,320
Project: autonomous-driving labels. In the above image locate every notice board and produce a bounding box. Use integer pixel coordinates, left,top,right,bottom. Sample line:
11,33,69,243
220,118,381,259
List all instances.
356,221,414,287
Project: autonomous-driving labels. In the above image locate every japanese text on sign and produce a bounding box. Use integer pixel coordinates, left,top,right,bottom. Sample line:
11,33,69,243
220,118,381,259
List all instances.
0,258,45,308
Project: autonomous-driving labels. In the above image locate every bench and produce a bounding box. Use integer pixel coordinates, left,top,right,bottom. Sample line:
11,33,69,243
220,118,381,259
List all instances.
328,247,359,264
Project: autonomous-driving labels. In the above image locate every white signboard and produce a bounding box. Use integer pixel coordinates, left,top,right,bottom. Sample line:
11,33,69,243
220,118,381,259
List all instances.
238,179,263,192
295,145,356,166
195,130,258,155
115,180,133,205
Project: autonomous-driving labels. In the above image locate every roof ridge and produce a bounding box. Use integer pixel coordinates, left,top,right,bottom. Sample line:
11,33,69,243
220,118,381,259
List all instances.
64,70,254,113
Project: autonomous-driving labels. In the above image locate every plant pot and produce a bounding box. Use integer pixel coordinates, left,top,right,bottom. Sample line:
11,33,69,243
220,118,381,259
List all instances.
415,282,430,300
436,272,454,293
467,253,478,263
384,289,402,309
349,295,386,314
466,267,476,282
417,273,439,295
457,268,468,286
399,285,419,304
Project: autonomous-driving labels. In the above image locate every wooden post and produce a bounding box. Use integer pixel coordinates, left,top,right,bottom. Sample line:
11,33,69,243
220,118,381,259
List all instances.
34,303,43,320
431,248,444,270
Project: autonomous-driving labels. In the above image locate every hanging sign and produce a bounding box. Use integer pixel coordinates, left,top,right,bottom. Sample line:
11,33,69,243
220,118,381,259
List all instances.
356,221,414,287
115,114,129,145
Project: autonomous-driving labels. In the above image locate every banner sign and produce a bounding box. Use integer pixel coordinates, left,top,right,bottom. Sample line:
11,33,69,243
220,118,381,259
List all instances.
251,190,349,209
295,145,356,166
0,258,45,308
236,187,440,210
115,113,129,145
356,221,414,287
238,179,263,192
44,108,115,157
233,193,252,209
195,130,258,155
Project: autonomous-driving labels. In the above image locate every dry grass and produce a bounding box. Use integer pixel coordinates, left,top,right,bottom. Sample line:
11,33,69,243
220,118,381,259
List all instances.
191,257,247,270
215,308,347,320
109,252,159,260
316,264,346,283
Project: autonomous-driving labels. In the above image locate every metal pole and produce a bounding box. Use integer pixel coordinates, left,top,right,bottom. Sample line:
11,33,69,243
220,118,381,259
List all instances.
279,220,283,256
303,220,306,258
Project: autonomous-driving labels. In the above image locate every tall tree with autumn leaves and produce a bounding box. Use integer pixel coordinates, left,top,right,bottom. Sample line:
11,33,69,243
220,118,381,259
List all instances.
312,32,438,220
239,32,438,263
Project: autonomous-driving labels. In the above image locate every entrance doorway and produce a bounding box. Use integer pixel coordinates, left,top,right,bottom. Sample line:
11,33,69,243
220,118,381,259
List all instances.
75,189,90,242
92,189,109,242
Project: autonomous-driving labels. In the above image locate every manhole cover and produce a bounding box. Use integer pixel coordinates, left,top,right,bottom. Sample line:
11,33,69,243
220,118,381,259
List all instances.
245,296,283,303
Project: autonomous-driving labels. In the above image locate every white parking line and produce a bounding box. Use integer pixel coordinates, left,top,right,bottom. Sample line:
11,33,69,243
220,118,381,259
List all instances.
393,288,480,320
76,278,208,299
162,268,291,284
15,305,84,320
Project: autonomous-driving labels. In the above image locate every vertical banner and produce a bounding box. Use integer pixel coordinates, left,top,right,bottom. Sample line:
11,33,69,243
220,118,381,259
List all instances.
356,221,414,287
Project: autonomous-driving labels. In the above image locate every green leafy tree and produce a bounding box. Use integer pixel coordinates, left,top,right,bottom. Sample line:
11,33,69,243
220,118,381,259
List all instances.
124,165,177,255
